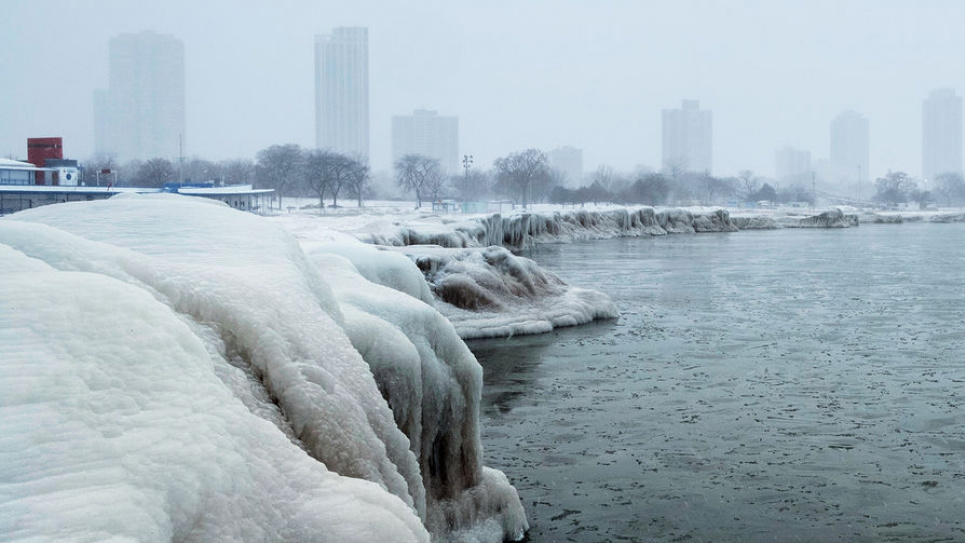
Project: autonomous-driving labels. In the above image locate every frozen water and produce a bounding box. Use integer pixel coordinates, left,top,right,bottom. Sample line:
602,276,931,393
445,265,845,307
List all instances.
1,195,525,542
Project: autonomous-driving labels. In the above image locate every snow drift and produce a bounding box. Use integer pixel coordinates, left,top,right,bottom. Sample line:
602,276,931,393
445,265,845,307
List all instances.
0,195,526,542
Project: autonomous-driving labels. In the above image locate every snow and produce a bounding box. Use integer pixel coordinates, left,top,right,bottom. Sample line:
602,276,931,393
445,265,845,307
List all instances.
0,194,525,542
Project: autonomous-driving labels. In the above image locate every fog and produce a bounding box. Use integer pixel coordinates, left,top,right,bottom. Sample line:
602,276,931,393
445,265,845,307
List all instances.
3,0,964,178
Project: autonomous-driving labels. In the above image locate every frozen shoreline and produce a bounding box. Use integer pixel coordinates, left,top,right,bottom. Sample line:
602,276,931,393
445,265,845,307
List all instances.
275,203,965,341
1,195,528,543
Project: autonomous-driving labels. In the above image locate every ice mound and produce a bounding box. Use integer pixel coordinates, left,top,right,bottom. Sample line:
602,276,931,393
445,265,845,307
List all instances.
0,195,525,542
405,245,618,339
304,250,527,539
730,215,780,229
775,207,859,228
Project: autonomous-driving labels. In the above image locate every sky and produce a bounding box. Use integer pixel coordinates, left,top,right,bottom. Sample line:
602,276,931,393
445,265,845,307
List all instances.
3,0,965,179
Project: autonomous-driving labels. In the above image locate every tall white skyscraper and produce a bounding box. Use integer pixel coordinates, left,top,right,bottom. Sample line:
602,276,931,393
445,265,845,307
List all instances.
662,100,712,175
315,27,369,161
922,88,963,180
391,109,458,174
830,110,869,182
94,31,185,161
775,146,812,184
547,146,584,187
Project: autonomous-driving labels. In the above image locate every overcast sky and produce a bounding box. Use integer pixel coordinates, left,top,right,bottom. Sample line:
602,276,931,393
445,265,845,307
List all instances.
3,0,965,178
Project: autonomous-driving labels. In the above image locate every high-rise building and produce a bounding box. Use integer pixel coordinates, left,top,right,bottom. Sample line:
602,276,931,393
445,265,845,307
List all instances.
922,88,963,180
94,31,185,161
391,109,458,174
315,27,369,161
775,146,811,184
662,100,712,175
830,110,869,182
547,146,584,187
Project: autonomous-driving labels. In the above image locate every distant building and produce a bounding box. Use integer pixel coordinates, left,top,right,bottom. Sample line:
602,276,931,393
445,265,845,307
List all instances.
392,109,458,174
662,100,712,175
830,110,869,183
775,147,811,184
94,31,186,161
922,88,963,180
547,146,584,187
315,27,369,161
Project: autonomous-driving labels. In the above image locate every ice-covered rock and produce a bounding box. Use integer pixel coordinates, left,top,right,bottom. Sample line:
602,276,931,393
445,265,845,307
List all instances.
926,212,965,223
730,215,780,230
775,208,859,228
0,195,526,542
404,245,618,339
355,206,738,251
303,250,527,539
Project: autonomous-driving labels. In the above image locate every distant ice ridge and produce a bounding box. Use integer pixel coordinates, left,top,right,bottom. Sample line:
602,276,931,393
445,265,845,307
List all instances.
0,195,526,542
357,206,738,250
861,210,965,224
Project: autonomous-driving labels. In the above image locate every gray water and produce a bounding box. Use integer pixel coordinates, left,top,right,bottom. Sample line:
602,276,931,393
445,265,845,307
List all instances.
471,223,965,543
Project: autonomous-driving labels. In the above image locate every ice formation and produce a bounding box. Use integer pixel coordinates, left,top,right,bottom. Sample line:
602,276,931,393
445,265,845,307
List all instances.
775,207,859,228
403,245,618,339
0,195,526,542
356,206,738,250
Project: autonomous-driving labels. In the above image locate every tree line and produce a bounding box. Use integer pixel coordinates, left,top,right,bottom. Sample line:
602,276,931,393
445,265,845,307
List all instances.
871,170,965,208
88,145,965,211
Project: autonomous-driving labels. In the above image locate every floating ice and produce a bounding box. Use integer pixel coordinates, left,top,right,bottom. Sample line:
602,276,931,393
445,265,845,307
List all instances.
0,195,525,542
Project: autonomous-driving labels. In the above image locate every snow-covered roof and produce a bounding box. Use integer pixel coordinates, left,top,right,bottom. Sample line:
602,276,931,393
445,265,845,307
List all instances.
0,158,38,169
0,185,153,194
176,184,273,196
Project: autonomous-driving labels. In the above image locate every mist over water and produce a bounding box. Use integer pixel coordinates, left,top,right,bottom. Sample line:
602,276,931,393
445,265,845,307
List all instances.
472,223,965,542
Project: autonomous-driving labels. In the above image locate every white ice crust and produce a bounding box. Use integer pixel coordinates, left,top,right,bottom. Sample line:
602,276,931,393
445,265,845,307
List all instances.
0,195,526,542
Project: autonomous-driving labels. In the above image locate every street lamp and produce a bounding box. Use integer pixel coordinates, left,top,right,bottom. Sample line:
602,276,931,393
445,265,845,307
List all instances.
462,155,473,202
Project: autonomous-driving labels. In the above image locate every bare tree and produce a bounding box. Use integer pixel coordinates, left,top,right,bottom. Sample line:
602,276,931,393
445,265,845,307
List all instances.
303,150,368,209
453,169,491,201
135,158,175,187
933,172,965,206
873,171,917,207
345,156,371,207
220,158,256,186
84,154,118,186
737,170,760,201
493,148,550,208
395,154,443,208
182,158,220,184
303,149,335,209
256,144,304,210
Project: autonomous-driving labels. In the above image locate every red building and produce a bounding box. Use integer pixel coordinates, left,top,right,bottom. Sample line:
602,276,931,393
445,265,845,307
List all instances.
27,137,64,185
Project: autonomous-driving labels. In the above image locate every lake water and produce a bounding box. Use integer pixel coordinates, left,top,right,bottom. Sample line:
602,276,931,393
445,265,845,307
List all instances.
470,222,965,543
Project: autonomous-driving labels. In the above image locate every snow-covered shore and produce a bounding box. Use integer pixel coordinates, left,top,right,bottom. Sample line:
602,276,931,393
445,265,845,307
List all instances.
1,195,527,542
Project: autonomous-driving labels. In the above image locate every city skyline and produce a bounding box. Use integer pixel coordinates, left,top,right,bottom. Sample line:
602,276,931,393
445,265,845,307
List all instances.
5,1,965,179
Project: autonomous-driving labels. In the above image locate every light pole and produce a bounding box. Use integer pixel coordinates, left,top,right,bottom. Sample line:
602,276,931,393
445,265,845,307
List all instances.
857,164,862,204
462,154,473,200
